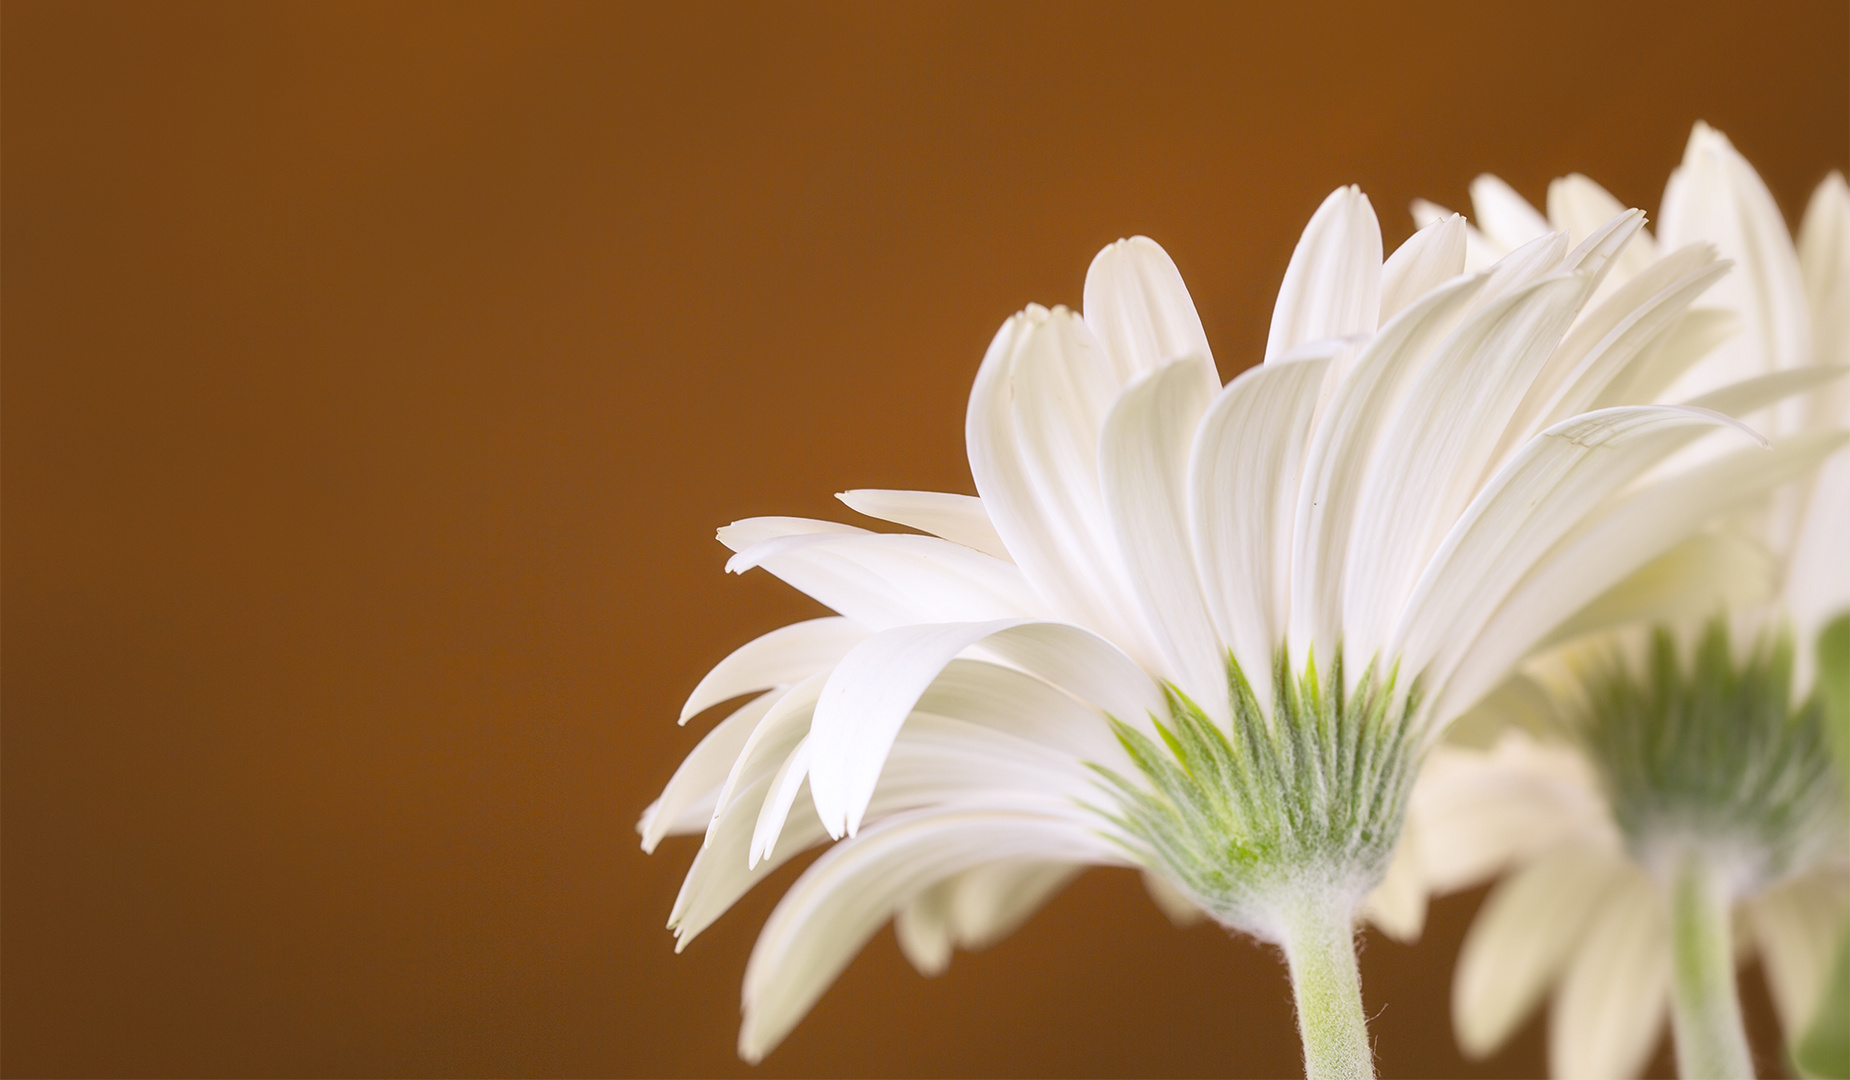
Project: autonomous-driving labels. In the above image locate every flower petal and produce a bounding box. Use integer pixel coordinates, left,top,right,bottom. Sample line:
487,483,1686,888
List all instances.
1469,173,1551,253
966,305,1158,660
1548,866,1670,1080
1083,236,1220,393
1362,826,1429,943
1408,734,1612,893
1394,405,1756,712
1590,306,1739,411
1189,354,1331,705
1505,246,1728,449
640,690,781,852
1440,429,1850,720
1659,122,1810,402
1452,842,1628,1058
751,737,812,868
706,671,828,845
670,769,830,950
808,619,1161,838
835,489,1012,561
1100,357,1226,717
717,515,867,556
1288,273,1487,662
729,532,1050,629
1265,186,1383,362
914,658,1126,764
1800,171,1850,372
1381,214,1467,321
679,617,870,723
1747,871,1850,1034
1539,530,1776,649
1548,174,1659,286
1343,273,1591,673
738,807,1125,1062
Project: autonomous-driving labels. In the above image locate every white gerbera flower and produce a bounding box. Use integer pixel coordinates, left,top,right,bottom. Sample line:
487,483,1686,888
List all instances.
643,171,1836,1076
1392,124,1850,1080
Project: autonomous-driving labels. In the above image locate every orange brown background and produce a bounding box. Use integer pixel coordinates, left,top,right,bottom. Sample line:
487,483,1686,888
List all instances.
4,2,1845,1076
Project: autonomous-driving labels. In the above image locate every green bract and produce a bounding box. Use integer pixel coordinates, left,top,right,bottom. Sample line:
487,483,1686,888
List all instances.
1579,617,1845,889
1091,651,1422,938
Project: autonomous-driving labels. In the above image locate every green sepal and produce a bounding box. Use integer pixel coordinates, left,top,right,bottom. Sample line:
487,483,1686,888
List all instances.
1087,648,1421,935
1817,614,1850,804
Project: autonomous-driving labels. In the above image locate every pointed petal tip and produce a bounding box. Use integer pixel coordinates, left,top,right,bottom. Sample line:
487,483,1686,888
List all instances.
1673,404,1772,448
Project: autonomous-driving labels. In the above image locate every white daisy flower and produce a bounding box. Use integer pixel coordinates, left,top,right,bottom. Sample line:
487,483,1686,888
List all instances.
1391,124,1850,1080
643,168,1840,1075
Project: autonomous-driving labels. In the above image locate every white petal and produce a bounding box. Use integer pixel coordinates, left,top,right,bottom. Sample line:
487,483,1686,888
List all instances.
1395,405,1756,710
1083,236,1220,393
971,619,1167,729
1658,122,1810,404
915,658,1125,765
1747,871,1850,1034
1548,174,1658,287
1502,245,1727,450
1799,171,1850,372
897,857,1084,975
875,714,1101,809
670,769,830,950
1381,215,1467,321
835,489,1013,561
1591,306,1739,410
1681,363,1849,420
640,690,781,852
1411,198,1450,230
717,516,867,555
1469,173,1551,252
1362,825,1429,943
1540,530,1776,649
1143,869,1206,926
1266,186,1383,362
1472,231,1571,310
1100,357,1226,718
728,532,1050,629
1415,198,1504,272
679,617,870,723
751,737,812,868
1408,734,1612,893
706,671,827,846
1189,354,1331,706
1343,274,1591,673
1787,439,1850,662
1453,841,1628,1058
1288,274,1487,662
944,860,1081,950
966,305,1158,660
893,878,955,975
1548,867,1670,1080
809,619,1162,838
1440,429,1850,721
1560,208,1647,283
738,807,1125,1062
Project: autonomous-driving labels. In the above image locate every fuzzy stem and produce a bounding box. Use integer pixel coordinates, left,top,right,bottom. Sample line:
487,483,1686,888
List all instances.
1668,850,1754,1079
1280,898,1374,1080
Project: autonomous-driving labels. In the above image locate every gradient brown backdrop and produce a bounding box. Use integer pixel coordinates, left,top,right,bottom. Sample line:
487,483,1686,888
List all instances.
4,2,1846,1077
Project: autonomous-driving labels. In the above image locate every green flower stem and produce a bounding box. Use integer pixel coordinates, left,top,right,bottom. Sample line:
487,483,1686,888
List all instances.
1668,850,1754,1080
1280,898,1374,1080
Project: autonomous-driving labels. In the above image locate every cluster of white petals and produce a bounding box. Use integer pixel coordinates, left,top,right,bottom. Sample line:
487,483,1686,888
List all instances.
1389,124,1850,1080
643,122,1845,1065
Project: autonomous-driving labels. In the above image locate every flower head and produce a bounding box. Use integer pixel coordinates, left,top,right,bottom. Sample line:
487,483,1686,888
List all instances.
1394,123,1850,1080
643,162,1830,1064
